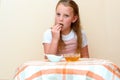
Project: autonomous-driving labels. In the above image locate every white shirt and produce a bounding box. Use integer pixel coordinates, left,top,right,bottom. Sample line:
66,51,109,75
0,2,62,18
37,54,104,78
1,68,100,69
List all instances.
42,29,88,47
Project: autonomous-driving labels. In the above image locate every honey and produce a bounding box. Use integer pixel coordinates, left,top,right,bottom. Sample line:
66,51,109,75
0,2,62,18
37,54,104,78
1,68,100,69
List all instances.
65,56,80,61
64,53,80,62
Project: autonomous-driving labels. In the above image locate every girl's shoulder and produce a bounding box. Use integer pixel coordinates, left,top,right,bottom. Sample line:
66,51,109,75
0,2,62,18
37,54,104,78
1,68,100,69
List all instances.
81,29,86,35
43,29,52,38
43,29,52,43
44,29,51,34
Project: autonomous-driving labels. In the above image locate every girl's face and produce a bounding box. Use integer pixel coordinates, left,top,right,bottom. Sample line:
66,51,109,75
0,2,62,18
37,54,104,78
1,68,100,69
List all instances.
55,3,78,35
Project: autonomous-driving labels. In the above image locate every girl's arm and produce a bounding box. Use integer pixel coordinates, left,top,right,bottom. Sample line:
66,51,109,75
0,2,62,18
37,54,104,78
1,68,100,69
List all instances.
81,45,89,58
43,39,59,54
43,24,62,54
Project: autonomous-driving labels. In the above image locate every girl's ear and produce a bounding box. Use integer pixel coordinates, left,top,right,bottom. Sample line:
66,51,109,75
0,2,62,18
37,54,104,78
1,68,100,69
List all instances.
72,15,78,23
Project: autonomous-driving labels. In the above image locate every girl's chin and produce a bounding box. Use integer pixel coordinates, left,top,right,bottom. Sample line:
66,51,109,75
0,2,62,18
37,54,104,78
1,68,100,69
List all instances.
60,29,64,32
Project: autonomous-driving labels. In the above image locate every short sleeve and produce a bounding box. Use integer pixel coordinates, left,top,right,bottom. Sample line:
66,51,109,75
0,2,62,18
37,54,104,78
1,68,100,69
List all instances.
82,30,88,47
42,29,52,43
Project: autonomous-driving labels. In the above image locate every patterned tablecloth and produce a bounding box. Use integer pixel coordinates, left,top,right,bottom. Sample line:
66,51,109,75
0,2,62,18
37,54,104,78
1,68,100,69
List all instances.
14,58,120,80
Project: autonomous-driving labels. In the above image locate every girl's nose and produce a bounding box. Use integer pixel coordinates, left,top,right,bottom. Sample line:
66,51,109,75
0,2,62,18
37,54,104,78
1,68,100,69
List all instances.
59,16,63,21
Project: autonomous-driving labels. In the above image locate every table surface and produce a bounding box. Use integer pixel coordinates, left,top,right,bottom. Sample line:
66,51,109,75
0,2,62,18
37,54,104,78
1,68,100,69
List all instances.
14,58,120,80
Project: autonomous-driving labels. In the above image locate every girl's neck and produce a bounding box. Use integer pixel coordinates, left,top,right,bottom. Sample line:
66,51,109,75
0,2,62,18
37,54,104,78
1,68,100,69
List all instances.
61,28,72,35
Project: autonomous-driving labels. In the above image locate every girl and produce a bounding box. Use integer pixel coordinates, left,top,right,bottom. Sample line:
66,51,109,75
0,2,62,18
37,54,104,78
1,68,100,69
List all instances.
43,0,89,58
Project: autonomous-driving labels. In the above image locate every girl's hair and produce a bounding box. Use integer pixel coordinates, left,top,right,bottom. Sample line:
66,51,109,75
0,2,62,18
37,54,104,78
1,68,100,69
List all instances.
56,0,82,53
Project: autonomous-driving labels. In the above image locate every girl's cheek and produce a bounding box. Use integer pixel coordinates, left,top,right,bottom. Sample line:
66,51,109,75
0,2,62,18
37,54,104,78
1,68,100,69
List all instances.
55,18,58,23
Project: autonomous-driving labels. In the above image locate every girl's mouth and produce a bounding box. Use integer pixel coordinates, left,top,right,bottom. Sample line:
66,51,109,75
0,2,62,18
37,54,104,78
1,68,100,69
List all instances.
59,23,64,26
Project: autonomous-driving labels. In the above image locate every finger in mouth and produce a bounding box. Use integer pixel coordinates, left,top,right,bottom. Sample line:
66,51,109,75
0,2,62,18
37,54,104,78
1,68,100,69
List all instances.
59,23,64,26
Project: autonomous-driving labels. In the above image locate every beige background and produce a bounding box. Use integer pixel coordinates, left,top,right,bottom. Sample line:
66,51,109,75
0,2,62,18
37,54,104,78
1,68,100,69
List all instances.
0,0,120,79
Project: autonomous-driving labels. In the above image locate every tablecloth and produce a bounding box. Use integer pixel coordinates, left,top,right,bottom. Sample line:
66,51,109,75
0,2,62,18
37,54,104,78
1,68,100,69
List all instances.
14,58,120,80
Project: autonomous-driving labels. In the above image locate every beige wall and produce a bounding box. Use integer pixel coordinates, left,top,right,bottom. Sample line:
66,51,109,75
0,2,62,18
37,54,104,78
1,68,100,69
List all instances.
0,0,120,79
80,0,120,64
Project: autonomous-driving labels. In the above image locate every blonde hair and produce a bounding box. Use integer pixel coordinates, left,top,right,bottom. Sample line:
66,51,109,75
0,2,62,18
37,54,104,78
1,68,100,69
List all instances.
56,0,82,53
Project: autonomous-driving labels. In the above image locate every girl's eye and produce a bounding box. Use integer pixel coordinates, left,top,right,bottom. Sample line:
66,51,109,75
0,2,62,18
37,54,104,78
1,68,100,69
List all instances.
56,13,60,16
64,14,69,17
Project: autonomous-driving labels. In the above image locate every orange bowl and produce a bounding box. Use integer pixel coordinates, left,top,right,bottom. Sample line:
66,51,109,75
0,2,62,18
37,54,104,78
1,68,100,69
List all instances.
64,53,80,62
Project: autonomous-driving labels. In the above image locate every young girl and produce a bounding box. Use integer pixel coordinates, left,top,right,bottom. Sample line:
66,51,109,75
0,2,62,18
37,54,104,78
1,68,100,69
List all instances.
43,0,89,58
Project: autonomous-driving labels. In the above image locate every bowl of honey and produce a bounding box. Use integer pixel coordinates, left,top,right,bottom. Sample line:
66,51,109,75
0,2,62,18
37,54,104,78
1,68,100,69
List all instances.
63,53,80,62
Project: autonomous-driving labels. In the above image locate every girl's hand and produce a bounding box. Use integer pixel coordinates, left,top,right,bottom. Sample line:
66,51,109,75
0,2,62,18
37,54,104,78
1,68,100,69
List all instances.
51,24,63,41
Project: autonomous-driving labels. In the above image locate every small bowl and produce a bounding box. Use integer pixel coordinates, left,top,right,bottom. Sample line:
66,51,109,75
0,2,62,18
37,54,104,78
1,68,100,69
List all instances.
63,53,80,62
45,54,63,62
